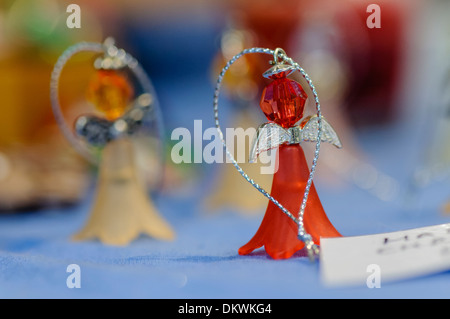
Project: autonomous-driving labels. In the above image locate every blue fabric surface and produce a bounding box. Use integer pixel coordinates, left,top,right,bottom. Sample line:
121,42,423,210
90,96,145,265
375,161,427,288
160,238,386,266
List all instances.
1,180,450,299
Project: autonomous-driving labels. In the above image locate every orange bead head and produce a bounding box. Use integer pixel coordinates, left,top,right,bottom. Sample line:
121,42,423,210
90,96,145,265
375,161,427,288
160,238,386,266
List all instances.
86,69,134,121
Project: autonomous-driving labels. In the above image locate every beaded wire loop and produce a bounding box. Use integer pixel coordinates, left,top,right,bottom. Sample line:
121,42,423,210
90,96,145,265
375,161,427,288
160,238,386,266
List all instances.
49,39,165,179
213,47,324,261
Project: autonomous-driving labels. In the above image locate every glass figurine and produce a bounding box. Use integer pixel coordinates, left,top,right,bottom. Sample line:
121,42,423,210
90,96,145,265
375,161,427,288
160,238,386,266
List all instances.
213,47,342,260
50,38,175,245
205,27,272,214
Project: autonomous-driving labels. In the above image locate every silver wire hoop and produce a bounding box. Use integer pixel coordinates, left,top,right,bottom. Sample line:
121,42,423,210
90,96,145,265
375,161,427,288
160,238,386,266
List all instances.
49,40,166,175
213,47,324,261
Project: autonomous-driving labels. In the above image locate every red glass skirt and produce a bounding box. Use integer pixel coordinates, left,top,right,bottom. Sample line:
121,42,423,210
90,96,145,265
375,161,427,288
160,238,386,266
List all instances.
238,144,341,259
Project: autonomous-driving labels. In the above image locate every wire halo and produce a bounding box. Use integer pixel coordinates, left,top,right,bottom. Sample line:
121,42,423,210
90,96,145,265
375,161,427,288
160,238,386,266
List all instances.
49,39,166,185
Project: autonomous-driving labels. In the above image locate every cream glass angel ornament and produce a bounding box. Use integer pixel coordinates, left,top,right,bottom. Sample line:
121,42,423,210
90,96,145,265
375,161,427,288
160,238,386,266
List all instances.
204,27,272,214
50,38,175,245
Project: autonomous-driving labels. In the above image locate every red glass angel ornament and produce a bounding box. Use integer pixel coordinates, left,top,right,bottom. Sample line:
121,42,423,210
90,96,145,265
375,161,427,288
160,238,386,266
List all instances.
213,48,343,260
241,53,342,259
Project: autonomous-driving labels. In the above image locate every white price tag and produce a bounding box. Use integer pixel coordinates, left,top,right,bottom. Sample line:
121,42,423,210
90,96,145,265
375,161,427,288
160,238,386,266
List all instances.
320,223,450,287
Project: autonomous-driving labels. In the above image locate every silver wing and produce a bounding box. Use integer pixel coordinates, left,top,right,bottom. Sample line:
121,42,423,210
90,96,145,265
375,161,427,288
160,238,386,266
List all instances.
248,123,291,163
299,115,342,148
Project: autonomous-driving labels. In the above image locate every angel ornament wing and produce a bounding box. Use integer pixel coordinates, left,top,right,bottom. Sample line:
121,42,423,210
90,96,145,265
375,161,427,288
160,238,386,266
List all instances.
249,115,342,163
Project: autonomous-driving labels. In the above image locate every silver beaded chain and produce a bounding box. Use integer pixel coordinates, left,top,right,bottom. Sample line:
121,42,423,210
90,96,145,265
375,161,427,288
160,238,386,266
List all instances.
49,39,166,177
213,47,323,261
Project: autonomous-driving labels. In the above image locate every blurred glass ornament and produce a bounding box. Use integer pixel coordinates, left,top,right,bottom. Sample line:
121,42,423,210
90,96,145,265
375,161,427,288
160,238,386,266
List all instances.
211,27,259,104
226,0,304,92
444,201,450,215
297,0,406,128
50,38,174,245
288,0,404,202
204,26,272,214
404,0,450,213
0,0,103,211
205,0,308,213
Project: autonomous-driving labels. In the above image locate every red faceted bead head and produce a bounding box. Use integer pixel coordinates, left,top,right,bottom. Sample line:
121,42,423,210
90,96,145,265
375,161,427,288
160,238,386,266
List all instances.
259,70,308,128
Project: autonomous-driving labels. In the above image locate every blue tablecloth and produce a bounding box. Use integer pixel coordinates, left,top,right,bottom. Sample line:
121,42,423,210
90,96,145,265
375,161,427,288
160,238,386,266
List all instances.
1,181,450,299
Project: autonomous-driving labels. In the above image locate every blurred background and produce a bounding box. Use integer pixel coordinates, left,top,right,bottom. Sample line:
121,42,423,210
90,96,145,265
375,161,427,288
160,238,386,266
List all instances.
0,0,448,219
